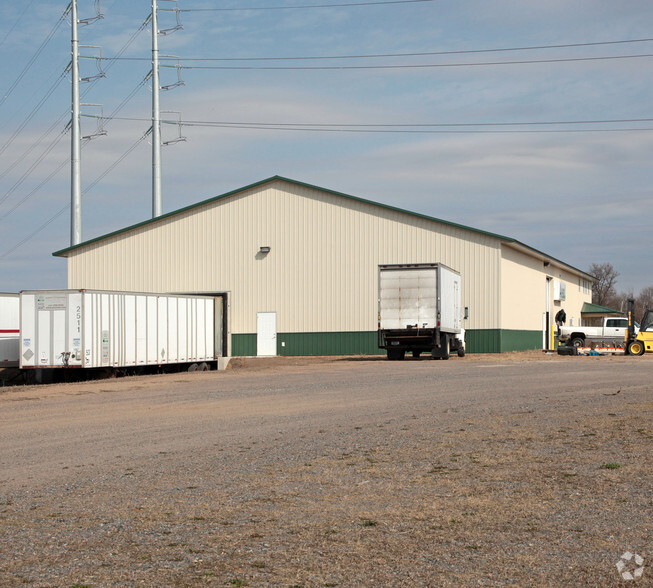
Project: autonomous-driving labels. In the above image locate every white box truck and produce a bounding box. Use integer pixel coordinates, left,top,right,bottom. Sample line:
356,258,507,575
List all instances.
0,293,20,367
20,290,217,371
378,264,466,360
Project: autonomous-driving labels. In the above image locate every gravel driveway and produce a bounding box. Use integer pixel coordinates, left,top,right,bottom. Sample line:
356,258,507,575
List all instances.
0,352,651,587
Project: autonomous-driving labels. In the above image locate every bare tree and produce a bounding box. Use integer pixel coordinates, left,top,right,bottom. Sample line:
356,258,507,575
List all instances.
588,262,619,307
635,286,653,321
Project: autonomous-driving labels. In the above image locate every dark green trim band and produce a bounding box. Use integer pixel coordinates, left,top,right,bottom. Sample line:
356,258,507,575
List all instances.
231,329,544,356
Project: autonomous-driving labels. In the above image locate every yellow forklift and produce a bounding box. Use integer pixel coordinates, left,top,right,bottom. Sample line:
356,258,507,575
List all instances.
625,299,653,355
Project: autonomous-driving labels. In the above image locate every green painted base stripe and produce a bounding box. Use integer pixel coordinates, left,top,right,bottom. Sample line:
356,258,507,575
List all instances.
231,329,544,356
278,332,383,356
500,329,542,352
231,334,256,356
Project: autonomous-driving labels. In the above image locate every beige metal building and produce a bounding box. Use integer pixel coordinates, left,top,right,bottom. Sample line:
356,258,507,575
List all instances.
53,176,593,355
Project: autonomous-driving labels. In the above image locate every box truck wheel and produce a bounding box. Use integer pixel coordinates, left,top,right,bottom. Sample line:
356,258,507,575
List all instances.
441,335,450,360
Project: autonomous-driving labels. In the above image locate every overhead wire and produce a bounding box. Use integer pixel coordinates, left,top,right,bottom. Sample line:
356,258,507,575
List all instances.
0,133,149,260
0,5,69,108
0,0,37,50
0,19,150,218
168,52,653,70
0,70,69,158
105,37,653,63
88,115,653,133
180,0,433,11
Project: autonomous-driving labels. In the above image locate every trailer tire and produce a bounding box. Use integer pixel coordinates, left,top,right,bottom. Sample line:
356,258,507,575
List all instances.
569,337,585,348
188,363,199,372
198,362,210,371
412,351,421,358
457,347,465,358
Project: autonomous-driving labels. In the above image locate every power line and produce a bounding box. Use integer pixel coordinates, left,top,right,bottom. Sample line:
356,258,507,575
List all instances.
85,114,653,133
0,134,149,260
0,6,68,108
102,37,653,63
169,53,653,70
0,21,149,218
0,0,37,50
181,0,432,12
0,70,68,158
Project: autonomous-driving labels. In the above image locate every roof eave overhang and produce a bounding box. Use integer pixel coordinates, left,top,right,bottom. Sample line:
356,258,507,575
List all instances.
501,240,596,282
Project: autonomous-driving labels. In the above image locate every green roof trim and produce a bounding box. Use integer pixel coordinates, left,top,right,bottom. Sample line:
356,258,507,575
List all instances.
51,175,594,280
581,302,623,315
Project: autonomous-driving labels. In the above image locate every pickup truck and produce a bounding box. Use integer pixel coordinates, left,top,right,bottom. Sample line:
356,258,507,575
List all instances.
560,316,638,348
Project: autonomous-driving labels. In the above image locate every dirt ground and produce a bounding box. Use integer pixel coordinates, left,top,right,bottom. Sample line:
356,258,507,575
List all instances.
0,352,651,587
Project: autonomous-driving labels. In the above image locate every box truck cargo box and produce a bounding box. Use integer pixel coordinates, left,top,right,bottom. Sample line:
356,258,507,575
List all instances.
20,290,217,369
1,293,20,367
378,264,465,360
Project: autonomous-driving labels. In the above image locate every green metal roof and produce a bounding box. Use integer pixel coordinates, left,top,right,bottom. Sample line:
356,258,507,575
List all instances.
580,302,623,315
51,175,594,280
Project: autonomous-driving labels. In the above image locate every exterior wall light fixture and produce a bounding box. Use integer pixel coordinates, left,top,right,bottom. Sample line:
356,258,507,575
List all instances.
259,246,271,253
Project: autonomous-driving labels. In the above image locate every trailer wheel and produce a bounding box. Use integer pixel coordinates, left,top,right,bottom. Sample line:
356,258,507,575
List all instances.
412,351,421,358
457,347,465,358
188,363,199,372
198,362,210,371
627,340,646,356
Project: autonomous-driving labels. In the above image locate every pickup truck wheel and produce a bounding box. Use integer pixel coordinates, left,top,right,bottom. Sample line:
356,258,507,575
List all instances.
570,337,584,348
627,340,646,356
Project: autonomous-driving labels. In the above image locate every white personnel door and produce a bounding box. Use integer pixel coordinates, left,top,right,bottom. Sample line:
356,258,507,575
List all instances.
257,312,277,356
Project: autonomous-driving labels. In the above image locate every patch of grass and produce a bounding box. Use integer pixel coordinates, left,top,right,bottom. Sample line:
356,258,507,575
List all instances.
69,584,92,588
250,562,266,569
600,463,622,470
228,580,248,587
465,544,479,550
359,519,378,527
428,465,448,474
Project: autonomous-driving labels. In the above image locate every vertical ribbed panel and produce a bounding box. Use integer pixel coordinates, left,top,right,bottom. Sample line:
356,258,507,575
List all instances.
67,181,503,337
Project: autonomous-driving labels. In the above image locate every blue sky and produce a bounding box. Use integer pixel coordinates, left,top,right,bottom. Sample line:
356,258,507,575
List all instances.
0,0,651,293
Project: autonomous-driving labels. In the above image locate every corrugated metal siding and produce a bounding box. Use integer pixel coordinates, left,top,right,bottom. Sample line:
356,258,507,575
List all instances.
500,244,591,331
67,181,501,336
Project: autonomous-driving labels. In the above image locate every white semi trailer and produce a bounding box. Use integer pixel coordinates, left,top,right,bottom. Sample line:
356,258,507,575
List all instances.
20,290,218,372
0,293,20,367
378,264,466,360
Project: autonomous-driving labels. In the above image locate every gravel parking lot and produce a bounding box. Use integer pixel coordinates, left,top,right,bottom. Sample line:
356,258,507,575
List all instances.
0,352,651,587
